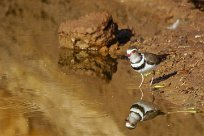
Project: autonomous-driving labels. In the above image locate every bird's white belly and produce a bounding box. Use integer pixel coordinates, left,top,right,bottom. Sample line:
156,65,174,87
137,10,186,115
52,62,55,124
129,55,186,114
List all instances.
137,63,156,73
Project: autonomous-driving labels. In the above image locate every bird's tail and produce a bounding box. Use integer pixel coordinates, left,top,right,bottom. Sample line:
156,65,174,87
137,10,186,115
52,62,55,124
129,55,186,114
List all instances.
158,110,166,116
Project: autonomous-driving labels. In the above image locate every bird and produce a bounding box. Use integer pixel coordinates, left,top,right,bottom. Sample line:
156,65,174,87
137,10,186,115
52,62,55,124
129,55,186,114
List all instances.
126,46,168,88
125,100,164,129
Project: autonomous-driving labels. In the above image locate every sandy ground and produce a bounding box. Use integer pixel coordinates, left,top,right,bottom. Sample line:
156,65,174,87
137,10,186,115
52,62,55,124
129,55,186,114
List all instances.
0,0,204,136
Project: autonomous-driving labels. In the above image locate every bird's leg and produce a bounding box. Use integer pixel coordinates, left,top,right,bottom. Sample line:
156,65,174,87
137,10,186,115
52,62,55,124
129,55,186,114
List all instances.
139,87,144,101
149,70,155,102
149,70,155,87
139,73,144,88
138,73,144,100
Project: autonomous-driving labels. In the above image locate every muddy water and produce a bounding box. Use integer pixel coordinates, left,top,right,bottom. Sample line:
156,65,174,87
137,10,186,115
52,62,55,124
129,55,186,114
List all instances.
0,42,204,136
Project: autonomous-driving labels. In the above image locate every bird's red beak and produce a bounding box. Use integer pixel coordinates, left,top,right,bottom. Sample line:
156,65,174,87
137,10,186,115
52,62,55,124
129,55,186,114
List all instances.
127,54,131,57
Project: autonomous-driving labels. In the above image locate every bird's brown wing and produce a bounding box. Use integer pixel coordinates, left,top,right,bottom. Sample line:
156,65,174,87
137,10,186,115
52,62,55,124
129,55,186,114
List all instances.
143,110,165,121
143,53,161,65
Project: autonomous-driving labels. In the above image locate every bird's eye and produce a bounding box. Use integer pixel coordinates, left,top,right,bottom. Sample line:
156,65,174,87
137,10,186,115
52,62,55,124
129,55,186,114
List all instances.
131,123,136,127
132,50,136,53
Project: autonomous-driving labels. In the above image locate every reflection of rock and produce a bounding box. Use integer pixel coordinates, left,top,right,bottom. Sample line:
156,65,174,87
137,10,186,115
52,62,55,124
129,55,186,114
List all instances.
125,100,164,129
58,12,118,50
58,48,118,81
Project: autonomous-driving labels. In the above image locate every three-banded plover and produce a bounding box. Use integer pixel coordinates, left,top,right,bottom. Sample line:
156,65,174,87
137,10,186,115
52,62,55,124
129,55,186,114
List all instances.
125,100,164,129
127,46,167,88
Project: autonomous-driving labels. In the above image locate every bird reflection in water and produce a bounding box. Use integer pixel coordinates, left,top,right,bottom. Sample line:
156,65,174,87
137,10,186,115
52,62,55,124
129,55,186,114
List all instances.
58,48,118,81
125,99,203,129
125,100,165,129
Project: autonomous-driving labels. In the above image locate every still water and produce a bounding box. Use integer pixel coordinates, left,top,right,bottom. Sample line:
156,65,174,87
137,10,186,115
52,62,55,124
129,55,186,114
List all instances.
0,44,203,136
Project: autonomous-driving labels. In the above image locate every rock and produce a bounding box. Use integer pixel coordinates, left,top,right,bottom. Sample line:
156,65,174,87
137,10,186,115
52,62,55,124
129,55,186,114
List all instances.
109,43,120,58
99,46,109,56
58,12,118,50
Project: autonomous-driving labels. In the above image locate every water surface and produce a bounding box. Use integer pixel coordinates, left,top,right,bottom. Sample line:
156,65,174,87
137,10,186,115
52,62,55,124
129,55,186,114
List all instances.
0,46,203,136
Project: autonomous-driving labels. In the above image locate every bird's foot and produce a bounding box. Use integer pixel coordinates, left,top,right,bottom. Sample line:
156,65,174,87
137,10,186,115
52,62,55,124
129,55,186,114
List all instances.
152,84,165,89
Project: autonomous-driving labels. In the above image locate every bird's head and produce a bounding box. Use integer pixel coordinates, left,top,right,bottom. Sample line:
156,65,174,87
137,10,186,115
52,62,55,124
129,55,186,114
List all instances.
125,112,140,129
126,46,141,63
